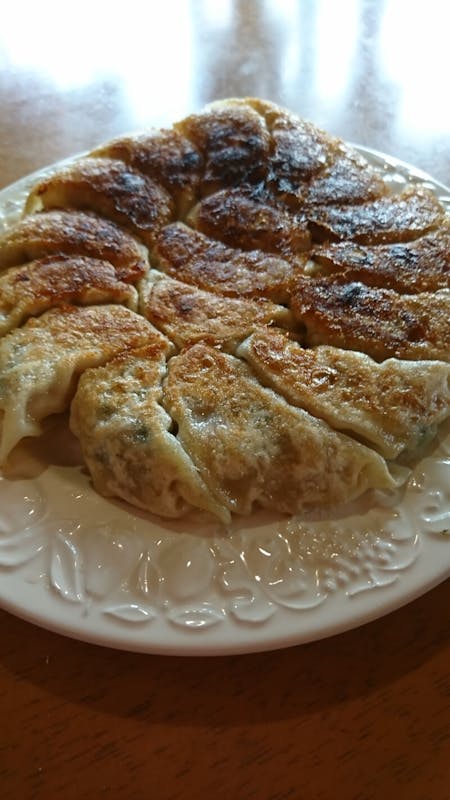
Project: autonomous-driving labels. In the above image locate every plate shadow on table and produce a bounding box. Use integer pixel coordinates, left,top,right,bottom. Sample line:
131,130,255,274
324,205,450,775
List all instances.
0,578,448,728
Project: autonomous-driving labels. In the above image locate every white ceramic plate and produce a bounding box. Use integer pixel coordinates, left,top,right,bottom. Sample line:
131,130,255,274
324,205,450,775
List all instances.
0,148,449,656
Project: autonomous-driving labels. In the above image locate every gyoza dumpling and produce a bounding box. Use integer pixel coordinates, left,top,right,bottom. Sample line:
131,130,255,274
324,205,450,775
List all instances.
162,343,398,516
304,142,387,206
311,222,450,293
0,210,148,280
153,223,296,302
186,186,310,257
237,328,450,459
175,99,271,194
308,187,445,244
0,305,167,462
139,270,292,351
70,345,230,523
25,158,174,247
91,129,203,218
290,274,450,362
0,256,138,336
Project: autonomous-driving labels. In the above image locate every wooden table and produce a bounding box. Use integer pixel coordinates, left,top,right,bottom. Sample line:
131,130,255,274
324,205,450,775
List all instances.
0,2,449,798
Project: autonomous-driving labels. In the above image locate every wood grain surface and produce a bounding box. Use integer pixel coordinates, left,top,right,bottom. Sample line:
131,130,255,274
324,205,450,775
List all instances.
0,2,449,798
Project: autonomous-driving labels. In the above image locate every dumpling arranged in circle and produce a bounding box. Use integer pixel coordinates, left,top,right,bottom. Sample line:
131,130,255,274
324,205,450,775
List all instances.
0,98,448,522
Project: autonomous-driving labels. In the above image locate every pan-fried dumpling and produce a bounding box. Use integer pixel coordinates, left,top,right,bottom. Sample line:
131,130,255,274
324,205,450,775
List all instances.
0,256,138,336
308,187,445,244
91,129,203,218
70,345,230,523
139,270,292,350
311,222,450,293
304,142,387,206
175,99,271,194
291,274,450,362
25,158,174,247
186,187,310,256
0,305,168,462
0,210,149,280
162,343,398,516
237,328,450,458
153,223,296,302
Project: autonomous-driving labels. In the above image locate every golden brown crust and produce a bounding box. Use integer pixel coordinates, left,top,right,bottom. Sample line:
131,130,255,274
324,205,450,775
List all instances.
290,274,450,361
175,100,271,194
140,271,293,350
3,97,448,519
91,129,203,217
237,328,450,458
25,158,174,247
153,222,296,302
305,143,387,206
0,256,138,336
0,210,148,281
186,187,310,256
163,343,396,515
312,223,450,293
307,187,445,244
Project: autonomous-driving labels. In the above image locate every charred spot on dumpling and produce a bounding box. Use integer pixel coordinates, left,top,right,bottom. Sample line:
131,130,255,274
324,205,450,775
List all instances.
312,222,450,293
91,129,203,218
290,273,450,362
25,158,174,247
186,187,310,257
175,100,271,194
307,187,445,244
304,143,387,206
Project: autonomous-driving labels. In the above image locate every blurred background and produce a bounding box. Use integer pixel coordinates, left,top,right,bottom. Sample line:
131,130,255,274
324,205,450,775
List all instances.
0,0,449,185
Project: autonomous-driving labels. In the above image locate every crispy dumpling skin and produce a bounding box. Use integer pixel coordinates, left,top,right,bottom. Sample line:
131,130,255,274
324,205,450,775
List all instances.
153,222,296,302
162,343,398,516
139,270,293,350
237,328,450,459
311,223,450,293
0,210,149,280
0,305,166,462
186,186,310,256
290,274,450,362
25,158,174,247
0,256,138,336
246,99,335,208
307,187,445,244
175,99,271,194
91,129,203,218
304,143,387,206
70,344,230,523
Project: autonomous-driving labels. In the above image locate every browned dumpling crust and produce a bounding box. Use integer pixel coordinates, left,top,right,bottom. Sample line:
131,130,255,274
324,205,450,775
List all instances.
307,187,445,244
25,158,174,247
311,223,450,293
0,210,149,280
237,328,450,459
0,97,448,521
0,255,138,336
175,100,271,193
291,274,450,362
0,305,168,462
153,222,297,302
91,129,203,218
140,270,293,350
187,187,311,256
162,343,397,516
